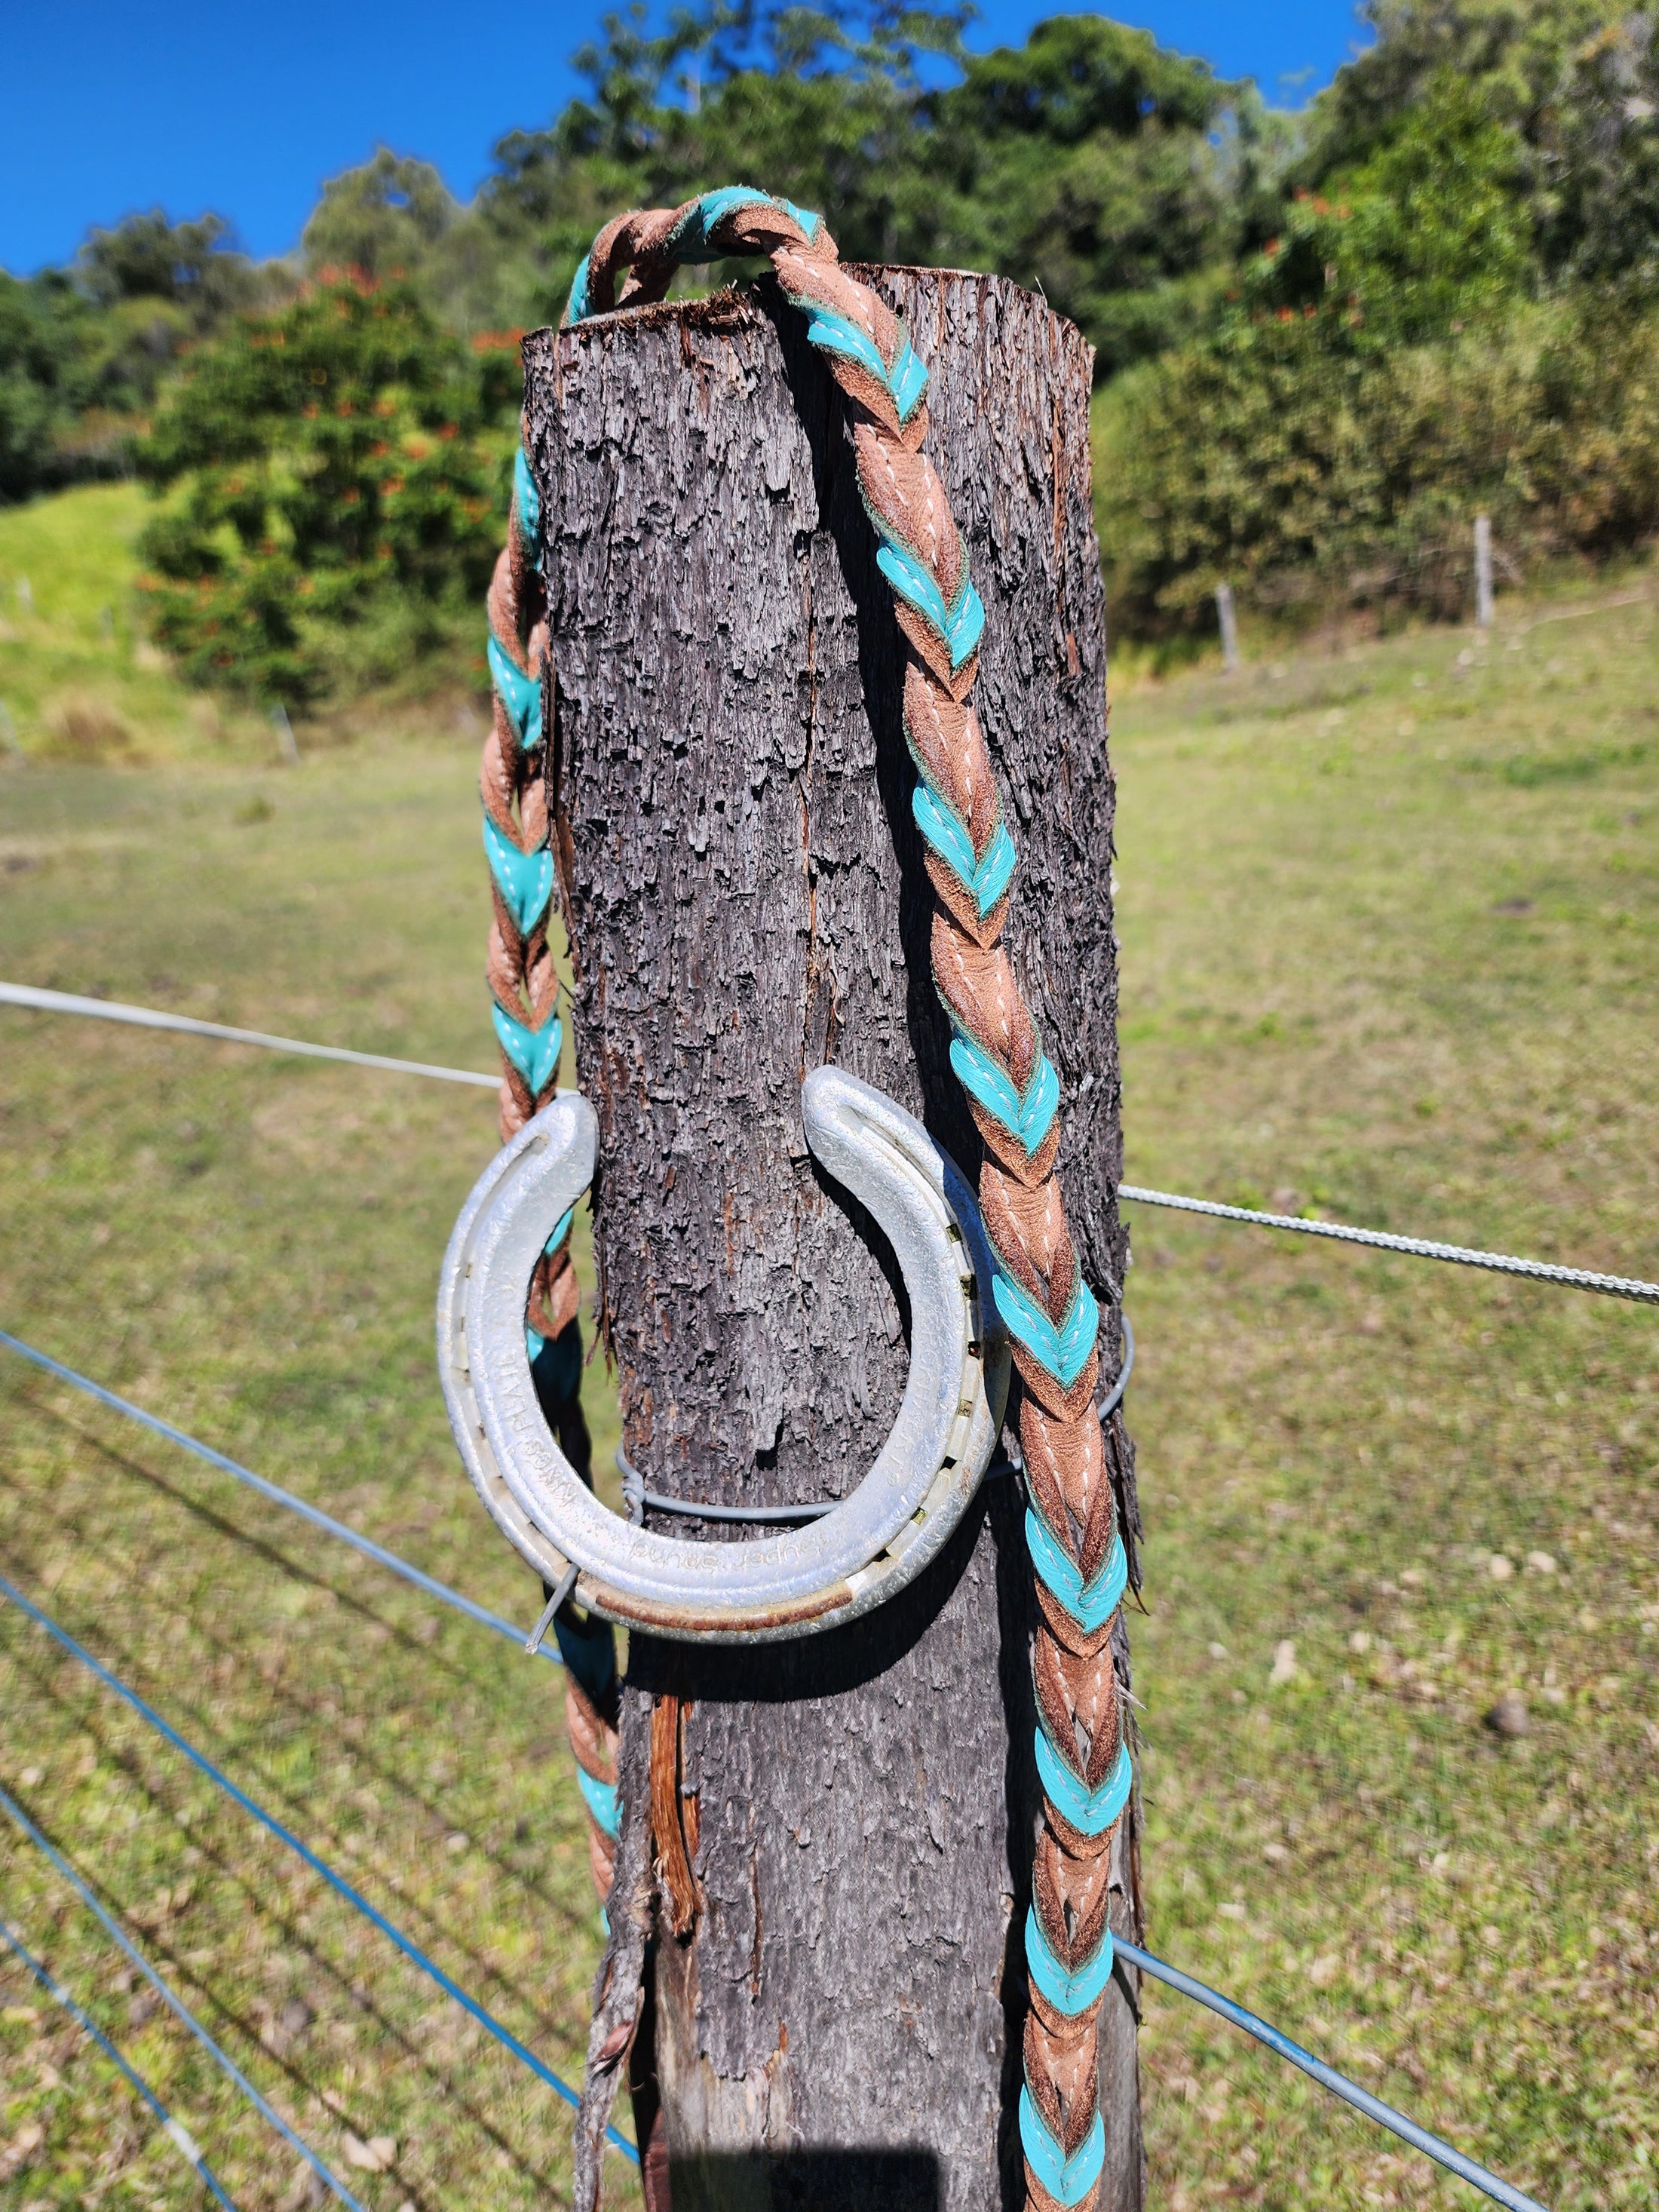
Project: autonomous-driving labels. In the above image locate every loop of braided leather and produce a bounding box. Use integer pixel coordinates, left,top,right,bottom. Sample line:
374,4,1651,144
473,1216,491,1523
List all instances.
483,453,615,1895
563,188,1133,2212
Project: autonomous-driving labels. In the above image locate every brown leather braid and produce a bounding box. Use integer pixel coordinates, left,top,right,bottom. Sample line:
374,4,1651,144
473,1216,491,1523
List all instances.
566,1671,620,1898
482,501,578,1345
572,197,1130,2212
483,441,616,1900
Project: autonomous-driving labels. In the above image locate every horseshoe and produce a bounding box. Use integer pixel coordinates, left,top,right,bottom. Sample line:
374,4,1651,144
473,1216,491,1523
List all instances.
437,1066,1010,1643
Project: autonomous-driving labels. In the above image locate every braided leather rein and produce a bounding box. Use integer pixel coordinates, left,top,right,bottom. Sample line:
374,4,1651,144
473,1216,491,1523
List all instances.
483,187,1133,2212
480,427,621,1907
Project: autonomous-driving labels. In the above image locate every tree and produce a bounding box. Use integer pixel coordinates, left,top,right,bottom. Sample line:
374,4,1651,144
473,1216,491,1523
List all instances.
0,274,90,501
925,16,1256,373
135,273,513,701
1548,11,1659,289
76,208,258,321
480,2,973,318
0,210,265,502
478,3,1257,370
301,149,458,283
1304,0,1613,167
1247,74,1532,348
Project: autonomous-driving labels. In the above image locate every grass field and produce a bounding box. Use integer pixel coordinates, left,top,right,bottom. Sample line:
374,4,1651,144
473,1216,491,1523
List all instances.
0,486,483,772
1,542,1656,2210
0,487,259,769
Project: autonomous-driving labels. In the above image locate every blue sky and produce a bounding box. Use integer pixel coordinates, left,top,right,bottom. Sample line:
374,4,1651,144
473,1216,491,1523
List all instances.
2,1,1369,276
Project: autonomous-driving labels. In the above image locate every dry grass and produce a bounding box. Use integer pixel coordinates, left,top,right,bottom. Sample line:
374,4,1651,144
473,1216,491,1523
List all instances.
0,566,1654,2208
0,743,633,2210
1115,588,1658,2210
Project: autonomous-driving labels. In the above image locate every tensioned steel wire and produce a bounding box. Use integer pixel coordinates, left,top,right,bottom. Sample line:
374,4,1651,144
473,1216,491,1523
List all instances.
0,1781,366,2210
0,1570,1549,2206
5,981,1653,1304
1118,1184,1658,1304
0,1570,641,2170
0,1909,243,2208
1115,1940,1547,2212
0,1316,1542,2200
0,981,502,1088
0,986,1624,2203
0,1330,560,1667
0,1296,1554,2192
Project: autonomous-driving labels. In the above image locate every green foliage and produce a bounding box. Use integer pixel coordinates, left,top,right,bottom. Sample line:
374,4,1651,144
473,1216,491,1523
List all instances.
296,149,532,338
300,149,458,281
0,275,84,501
1099,292,1659,625
477,3,1259,370
77,208,260,319
0,211,273,502
134,275,512,701
1244,76,1532,349
1100,0,1659,627
1302,0,1659,286
1549,11,1659,287
921,17,1257,373
480,2,977,320
19,0,1659,665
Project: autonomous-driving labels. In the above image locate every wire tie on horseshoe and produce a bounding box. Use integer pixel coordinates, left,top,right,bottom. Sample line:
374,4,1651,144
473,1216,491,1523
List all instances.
524,1561,580,1655
613,1315,1133,1526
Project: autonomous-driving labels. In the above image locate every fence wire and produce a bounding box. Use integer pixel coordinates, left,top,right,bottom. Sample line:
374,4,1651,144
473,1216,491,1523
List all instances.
0,1570,640,2169
6,979,1653,1302
0,1781,365,2209
0,1910,243,2208
6,982,1637,2204
1118,1938,1548,2212
1118,1184,1658,1305
0,1330,557,1667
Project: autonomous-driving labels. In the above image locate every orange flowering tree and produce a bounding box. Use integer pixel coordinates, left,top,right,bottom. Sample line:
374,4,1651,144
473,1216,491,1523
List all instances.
136,273,517,702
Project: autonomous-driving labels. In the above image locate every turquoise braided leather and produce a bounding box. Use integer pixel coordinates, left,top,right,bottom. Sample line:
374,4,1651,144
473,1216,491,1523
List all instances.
523,1209,576,1364
948,1030,1060,1158
1025,1510,1127,1635
483,813,554,936
911,781,1017,916
1026,1905,1116,2014
994,1273,1100,1391
791,301,928,424
577,1766,621,1840
1020,2091,1105,2207
487,630,542,751
484,445,560,1118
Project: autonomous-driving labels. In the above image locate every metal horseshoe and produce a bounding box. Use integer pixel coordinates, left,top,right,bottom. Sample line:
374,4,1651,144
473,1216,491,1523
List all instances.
437,1066,1010,1643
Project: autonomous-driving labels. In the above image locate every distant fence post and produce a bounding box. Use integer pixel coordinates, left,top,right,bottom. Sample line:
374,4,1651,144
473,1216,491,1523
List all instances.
1215,581,1241,672
269,705,302,765
1474,515,1495,629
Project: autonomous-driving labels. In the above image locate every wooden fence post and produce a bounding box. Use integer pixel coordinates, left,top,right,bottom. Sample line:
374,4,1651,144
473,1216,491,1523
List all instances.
1215,581,1240,673
1474,514,1495,630
526,265,1141,2212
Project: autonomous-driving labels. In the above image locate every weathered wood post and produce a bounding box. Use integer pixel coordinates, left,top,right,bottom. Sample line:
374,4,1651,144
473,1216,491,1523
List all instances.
1214,581,1240,673
1474,514,1495,630
525,259,1141,2210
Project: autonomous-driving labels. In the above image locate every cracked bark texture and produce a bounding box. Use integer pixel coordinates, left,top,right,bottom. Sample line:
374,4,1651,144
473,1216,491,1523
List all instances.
525,265,1141,2212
